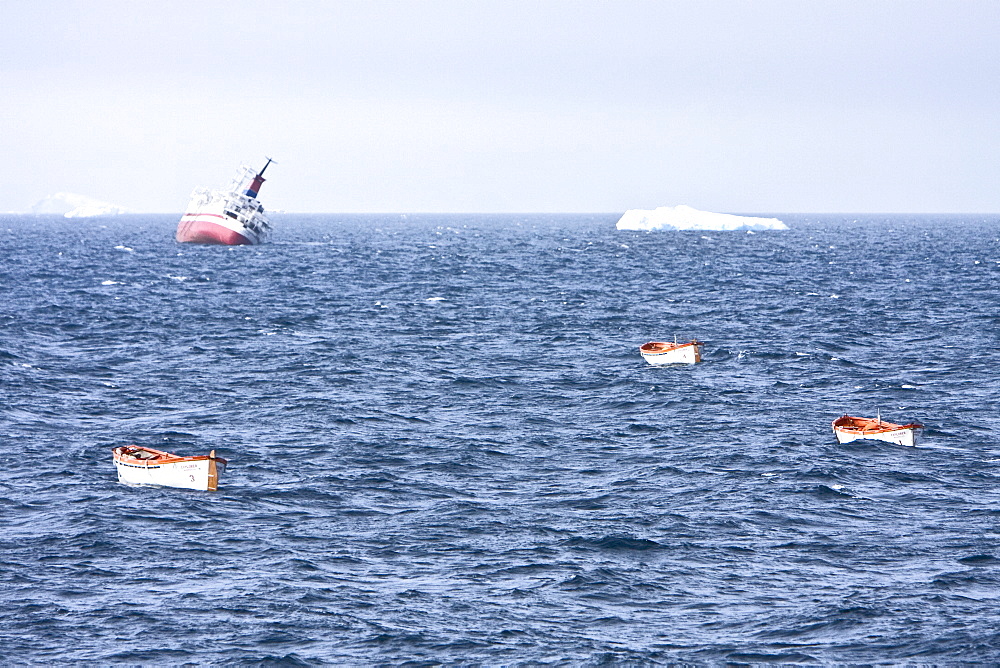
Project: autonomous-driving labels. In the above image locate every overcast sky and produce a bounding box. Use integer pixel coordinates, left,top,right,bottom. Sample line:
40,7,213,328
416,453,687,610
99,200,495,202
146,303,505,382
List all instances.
2,0,999,213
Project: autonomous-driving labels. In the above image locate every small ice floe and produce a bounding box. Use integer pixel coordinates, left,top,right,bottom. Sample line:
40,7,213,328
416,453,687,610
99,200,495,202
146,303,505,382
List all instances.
167,275,190,281
375,301,388,308
31,192,132,218
616,204,787,231
426,297,446,302
114,245,134,252
901,384,918,389
101,280,122,286
830,294,840,299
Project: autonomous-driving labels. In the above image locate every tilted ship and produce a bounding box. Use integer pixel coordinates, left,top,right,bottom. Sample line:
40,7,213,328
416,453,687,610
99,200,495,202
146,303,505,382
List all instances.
176,158,274,245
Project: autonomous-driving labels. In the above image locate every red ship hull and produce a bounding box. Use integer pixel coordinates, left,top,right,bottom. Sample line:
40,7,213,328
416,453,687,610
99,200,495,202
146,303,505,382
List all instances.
176,215,253,245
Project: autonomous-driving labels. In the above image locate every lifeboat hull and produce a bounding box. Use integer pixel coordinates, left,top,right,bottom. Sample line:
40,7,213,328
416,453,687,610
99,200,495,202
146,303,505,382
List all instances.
832,416,921,447
113,446,225,491
640,341,702,365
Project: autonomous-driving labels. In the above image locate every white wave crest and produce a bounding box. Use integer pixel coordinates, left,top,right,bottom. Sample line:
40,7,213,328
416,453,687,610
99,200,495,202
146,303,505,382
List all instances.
616,205,787,231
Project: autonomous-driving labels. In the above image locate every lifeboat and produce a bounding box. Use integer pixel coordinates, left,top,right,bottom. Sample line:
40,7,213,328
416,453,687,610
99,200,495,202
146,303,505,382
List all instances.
832,414,922,447
112,445,227,491
639,340,702,365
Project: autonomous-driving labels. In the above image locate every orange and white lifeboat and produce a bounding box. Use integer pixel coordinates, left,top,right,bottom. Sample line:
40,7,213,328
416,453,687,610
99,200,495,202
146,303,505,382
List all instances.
112,445,227,491
832,414,922,447
639,340,702,365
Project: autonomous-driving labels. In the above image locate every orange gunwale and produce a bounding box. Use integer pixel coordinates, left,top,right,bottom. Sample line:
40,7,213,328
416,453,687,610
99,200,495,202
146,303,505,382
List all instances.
640,340,701,353
112,445,227,467
832,415,922,434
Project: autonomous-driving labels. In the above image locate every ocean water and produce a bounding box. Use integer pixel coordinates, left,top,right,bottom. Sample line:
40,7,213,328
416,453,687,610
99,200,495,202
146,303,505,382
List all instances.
2,212,1000,665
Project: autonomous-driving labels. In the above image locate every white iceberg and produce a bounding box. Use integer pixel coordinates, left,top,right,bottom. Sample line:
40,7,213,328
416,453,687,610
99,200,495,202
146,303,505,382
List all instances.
616,205,787,231
30,192,132,218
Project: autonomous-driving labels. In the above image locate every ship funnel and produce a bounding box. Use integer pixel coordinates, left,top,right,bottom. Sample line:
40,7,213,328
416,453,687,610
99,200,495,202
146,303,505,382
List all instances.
245,157,274,198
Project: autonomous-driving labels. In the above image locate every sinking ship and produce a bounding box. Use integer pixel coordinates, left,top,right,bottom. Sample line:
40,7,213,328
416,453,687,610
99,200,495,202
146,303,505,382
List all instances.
176,158,274,245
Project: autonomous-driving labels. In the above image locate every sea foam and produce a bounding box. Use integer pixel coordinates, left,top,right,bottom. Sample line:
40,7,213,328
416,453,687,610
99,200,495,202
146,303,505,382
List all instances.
616,205,787,231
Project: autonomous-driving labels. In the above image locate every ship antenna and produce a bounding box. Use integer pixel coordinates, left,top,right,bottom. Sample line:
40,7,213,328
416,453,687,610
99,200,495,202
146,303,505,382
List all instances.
258,157,275,177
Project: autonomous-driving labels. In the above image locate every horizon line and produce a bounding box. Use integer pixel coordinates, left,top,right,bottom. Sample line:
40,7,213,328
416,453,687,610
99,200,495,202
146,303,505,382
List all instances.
5,210,1000,217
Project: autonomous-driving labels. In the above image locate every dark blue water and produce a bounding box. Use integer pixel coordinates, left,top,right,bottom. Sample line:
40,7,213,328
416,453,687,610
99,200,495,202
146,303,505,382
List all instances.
3,213,1000,664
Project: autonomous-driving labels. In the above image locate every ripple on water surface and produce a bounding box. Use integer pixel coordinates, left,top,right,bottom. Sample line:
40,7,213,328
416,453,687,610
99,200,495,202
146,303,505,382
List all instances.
2,214,1000,663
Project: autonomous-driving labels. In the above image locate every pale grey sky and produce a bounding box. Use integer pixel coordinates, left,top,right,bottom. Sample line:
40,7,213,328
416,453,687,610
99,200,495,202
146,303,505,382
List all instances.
2,0,998,213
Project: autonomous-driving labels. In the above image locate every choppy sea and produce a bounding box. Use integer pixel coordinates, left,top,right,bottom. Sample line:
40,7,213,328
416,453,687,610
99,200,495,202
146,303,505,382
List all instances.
2,213,1000,665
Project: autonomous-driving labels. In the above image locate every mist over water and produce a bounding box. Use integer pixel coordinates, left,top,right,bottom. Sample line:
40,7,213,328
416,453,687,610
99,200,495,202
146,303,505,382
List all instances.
2,213,1000,664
